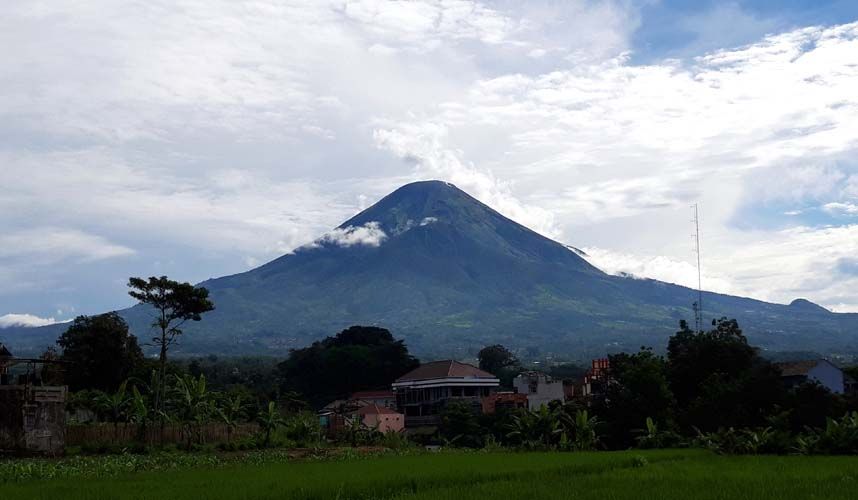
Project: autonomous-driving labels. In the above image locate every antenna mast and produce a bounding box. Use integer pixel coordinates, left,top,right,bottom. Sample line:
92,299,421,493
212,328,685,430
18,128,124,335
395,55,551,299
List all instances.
692,204,704,333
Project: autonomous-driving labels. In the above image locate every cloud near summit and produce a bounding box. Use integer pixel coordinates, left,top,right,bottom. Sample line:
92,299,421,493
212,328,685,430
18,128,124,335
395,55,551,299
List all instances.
2,1,858,318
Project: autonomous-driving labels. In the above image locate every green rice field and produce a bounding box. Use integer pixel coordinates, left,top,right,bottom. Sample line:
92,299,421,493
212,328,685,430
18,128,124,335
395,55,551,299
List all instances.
3,449,857,500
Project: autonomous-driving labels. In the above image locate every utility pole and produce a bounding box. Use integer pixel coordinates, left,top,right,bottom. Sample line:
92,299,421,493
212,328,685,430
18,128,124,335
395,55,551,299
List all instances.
692,204,704,333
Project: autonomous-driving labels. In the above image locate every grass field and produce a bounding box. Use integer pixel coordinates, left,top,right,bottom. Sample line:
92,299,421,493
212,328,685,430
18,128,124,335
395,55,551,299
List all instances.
3,449,858,500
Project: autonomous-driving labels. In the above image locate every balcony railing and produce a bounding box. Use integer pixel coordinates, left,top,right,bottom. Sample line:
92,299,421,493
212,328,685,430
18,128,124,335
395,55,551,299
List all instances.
405,415,441,427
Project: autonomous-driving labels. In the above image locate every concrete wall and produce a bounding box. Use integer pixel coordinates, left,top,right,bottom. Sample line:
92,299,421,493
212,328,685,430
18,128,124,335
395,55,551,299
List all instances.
0,385,66,456
361,412,405,433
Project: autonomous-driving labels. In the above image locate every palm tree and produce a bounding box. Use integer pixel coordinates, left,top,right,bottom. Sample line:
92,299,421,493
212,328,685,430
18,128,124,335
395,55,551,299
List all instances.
128,385,151,443
257,401,286,447
570,409,600,451
93,380,130,433
172,374,214,449
216,395,246,445
506,406,563,450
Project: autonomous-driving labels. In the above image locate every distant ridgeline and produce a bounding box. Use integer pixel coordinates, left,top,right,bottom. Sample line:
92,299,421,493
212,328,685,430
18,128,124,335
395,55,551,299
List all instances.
3,181,858,359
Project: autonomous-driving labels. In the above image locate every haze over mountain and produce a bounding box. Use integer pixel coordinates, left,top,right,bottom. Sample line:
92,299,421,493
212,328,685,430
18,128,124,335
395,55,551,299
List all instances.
3,181,858,359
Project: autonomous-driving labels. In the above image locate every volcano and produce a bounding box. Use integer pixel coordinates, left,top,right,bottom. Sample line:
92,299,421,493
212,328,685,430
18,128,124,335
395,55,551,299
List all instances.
4,180,858,358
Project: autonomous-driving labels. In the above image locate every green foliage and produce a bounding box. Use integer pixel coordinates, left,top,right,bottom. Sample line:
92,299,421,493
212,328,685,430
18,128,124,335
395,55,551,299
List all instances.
57,313,145,392
477,344,519,378
667,318,785,432
277,326,418,408
127,275,214,417
257,401,286,447
598,348,675,448
440,400,485,448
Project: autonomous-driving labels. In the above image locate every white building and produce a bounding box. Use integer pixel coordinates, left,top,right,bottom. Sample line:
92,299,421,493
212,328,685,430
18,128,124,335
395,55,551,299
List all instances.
774,359,845,394
513,371,565,410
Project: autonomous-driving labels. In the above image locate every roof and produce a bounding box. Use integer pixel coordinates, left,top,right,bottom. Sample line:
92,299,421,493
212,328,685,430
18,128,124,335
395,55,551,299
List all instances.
350,390,395,400
357,403,401,416
774,359,839,377
395,360,496,382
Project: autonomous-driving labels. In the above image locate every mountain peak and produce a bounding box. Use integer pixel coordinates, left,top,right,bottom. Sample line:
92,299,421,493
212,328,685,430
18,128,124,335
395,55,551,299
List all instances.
788,298,829,314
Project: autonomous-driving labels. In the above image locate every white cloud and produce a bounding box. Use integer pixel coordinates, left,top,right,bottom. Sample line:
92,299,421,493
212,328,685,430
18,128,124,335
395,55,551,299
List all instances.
2,1,858,317
0,228,134,262
0,313,59,328
822,202,858,215
314,221,388,248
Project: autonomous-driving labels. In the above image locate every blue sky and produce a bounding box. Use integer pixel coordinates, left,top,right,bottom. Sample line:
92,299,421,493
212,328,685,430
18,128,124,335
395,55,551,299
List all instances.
1,0,858,329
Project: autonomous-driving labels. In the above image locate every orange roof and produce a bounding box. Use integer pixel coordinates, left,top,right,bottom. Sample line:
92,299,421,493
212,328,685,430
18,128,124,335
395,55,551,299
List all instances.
357,403,401,416
350,390,395,400
396,360,496,382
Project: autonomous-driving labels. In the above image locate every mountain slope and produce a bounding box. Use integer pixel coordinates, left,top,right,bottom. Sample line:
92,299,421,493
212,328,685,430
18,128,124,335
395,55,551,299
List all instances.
4,180,858,358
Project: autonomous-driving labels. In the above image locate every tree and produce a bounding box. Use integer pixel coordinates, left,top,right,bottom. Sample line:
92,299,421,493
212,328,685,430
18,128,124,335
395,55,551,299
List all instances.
440,400,485,448
127,276,214,417
172,373,214,449
597,348,675,448
277,326,418,408
93,380,130,432
57,313,144,392
667,318,784,432
478,344,518,375
257,401,286,447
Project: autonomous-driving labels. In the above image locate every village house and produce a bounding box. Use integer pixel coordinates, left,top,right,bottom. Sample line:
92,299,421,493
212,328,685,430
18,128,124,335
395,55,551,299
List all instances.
0,344,67,456
481,392,528,414
350,390,396,409
774,359,846,394
513,371,565,410
356,404,405,433
392,360,499,427
318,397,405,436
578,358,610,398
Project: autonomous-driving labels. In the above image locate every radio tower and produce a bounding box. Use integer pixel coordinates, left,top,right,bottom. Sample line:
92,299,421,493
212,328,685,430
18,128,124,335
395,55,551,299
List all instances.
692,204,704,333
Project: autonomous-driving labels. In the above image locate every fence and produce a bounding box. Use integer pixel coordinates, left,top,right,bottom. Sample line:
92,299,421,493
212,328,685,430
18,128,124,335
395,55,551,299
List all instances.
66,422,260,446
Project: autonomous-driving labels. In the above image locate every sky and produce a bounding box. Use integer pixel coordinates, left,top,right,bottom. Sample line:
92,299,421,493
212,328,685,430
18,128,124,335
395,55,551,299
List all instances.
2,0,858,327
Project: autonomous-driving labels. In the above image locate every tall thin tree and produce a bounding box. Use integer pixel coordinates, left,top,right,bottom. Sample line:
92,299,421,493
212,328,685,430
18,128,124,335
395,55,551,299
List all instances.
128,276,214,418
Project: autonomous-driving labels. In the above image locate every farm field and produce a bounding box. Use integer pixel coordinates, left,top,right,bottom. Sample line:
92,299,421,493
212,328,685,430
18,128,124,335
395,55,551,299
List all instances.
3,449,858,500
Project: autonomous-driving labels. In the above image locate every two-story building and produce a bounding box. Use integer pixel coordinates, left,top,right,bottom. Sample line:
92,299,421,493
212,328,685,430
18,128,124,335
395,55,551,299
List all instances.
392,360,499,427
513,371,565,410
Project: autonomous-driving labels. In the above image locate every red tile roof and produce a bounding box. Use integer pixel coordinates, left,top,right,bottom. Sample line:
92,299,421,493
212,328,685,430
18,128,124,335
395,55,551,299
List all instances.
350,390,395,400
395,360,495,382
357,403,401,416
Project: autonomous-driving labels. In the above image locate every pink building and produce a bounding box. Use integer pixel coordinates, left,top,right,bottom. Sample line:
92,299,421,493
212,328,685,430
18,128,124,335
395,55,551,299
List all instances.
357,404,405,433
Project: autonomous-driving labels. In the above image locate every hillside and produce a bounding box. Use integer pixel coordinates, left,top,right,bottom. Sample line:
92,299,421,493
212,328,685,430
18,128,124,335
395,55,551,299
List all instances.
3,180,858,358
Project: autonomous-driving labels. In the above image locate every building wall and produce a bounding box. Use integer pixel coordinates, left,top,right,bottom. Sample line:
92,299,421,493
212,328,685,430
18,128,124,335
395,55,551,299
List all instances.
808,361,845,394
0,385,66,455
362,412,405,433
513,374,565,410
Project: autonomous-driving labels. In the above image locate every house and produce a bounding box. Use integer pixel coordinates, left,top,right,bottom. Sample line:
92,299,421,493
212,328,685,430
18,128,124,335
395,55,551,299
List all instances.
513,371,565,410
318,399,405,436
774,359,845,394
356,404,405,433
0,346,67,456
392,360,500,427
481,392,528,414
579,358,610,398
350,390,396,409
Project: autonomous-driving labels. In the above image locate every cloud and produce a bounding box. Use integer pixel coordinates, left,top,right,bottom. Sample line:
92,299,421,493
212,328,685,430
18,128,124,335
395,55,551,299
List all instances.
2,1,858,318
0,228,134,262
0,313,59,328
822,201,858,215
314,222,388,248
